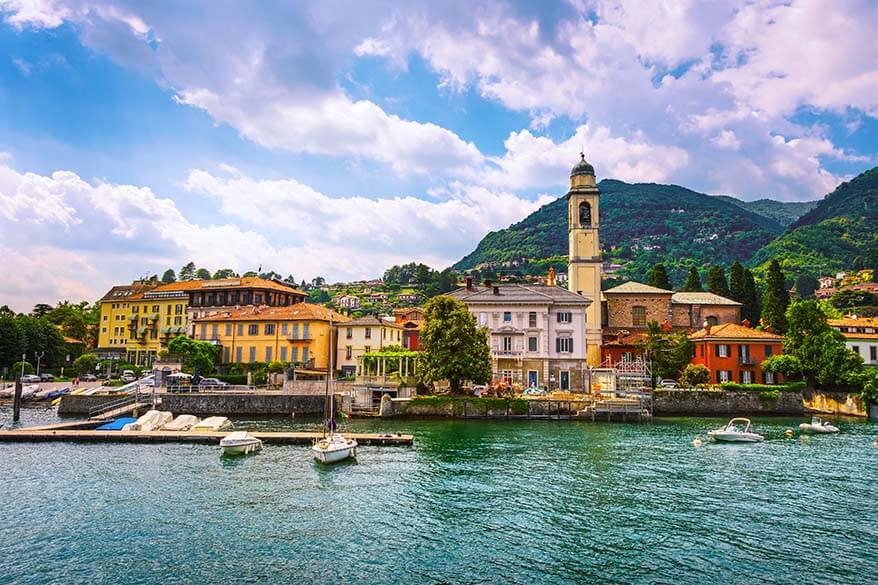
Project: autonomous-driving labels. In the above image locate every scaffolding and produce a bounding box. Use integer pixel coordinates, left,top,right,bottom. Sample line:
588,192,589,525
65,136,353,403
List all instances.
594,356,652,394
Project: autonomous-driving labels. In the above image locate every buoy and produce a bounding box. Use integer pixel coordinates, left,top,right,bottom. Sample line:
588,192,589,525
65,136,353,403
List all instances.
872,439,877,448
785,429,794,438
692,437,703,448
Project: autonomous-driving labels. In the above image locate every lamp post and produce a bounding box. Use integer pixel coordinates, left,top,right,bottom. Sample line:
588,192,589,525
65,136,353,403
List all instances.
34,351,45,378
20,353,26,380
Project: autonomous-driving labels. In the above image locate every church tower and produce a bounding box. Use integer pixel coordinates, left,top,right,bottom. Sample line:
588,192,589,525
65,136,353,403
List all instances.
567,153,602,367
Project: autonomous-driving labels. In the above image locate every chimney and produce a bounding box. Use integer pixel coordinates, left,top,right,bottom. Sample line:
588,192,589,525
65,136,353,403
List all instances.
547,267,556,287
492,285,500,296
466,276,473,291
485,279,493,289
742,319,751,328
704,324,711,335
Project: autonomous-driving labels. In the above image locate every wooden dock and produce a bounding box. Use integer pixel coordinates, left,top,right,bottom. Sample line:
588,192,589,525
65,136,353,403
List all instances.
0,428,413,446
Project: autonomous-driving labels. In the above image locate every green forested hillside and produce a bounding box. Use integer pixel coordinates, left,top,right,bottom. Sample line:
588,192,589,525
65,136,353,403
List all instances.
714,196,817,227
750,167,878,278
454,179,784,284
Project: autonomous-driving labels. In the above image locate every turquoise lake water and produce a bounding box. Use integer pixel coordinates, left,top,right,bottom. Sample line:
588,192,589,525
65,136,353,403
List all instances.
1,407,877,584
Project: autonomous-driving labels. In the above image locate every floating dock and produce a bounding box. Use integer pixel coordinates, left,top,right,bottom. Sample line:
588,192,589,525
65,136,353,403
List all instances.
0,426,413,446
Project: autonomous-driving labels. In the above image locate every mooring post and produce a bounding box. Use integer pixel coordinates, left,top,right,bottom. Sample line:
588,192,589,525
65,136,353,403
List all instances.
12,379,22,422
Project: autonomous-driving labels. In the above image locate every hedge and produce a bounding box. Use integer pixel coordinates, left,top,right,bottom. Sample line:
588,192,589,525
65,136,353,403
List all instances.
214,374,248,385
718,381,805,393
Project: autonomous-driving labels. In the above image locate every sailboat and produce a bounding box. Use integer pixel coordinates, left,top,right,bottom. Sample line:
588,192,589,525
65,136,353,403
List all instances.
312,311,357,463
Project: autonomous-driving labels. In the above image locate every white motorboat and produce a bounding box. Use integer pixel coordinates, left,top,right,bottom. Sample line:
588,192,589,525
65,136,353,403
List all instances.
121,410,173,431
162,414,200,431
312,432,358,463
192,416,232,432
220,431,263,456
708,417,764,443
20,384,40,400
799,416,839,434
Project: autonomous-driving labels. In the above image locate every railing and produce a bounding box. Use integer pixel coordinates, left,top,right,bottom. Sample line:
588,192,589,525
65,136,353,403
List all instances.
738,356,758,365
493,350,523,357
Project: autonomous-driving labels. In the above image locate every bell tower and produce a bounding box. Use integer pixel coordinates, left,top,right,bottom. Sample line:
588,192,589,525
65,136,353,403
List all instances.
567,153,602,366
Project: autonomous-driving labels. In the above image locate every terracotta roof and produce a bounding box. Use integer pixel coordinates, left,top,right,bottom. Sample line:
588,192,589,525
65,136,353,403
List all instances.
828,317,878,328
604,282,672,295
672,292,740,306
99,282,158,301
448,284,592,306
344,315,403,329
602,330,646,346
689,323,783,341
148,277,306,296
193,303,349,323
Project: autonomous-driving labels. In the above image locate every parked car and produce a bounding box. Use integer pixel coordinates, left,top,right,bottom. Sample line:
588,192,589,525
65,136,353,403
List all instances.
82,373,97,382
40,373,55,382
199,377,228,388
20,374,41,383
659,379,678,388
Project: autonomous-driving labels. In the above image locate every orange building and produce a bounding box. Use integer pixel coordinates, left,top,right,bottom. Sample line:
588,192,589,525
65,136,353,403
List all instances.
393,307,424,351
689,323,784,385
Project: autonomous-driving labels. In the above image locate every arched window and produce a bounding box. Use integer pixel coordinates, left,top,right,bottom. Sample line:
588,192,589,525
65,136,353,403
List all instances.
579,201,592,226
706,315,719,326
632,306,647,327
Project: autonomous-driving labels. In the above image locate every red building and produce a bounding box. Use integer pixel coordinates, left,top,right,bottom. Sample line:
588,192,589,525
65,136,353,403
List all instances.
689,323,784,385
393,307,423,351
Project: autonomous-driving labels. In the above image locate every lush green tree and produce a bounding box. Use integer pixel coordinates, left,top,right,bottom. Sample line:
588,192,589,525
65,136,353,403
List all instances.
283,274,297,285
648,263,672,290
308,289,330,304
680,364,710,387
15,316,66,367
195,268,212,280
741,269,761,324
682,267,703,292
311,276,326,287
179,262,197,281
418,295,491,393
0,305,15,317
11,361,34,377
259,271,283,281
243,271,258,278
0,316,25,369
706,265,730,298
167,336,220,375
783,300,863,388
72,353,100,375
729,261,746,303
829,289,878,310
795,274,819,299
762,354,803,381
213,268,238,279
161,269,177,283
761,260,789,332
639,321,694,384
31,303,53,318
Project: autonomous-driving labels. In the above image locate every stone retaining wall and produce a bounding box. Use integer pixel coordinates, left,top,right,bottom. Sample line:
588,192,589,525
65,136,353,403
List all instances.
58,395,126,416
802,390,866,417
652,389,803,416
160,393,326,416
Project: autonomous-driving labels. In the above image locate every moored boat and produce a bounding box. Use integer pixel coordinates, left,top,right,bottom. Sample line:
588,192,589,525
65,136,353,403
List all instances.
220,431,263,456
798,416,839,434
707,417,764,443
162,414,200,431
121,410,173,431
312,432,357,463
20,384,39,400
192,416,232,432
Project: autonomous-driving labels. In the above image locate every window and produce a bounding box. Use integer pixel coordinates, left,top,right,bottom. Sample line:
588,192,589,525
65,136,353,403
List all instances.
175,304,183,314
265,324,275,335
479,313,487,326
364,346,371,353
152,305,159,313
741,370,753,384
763,371,774,384
365,327,372,339
528,312,537,328
292,324,299,339
223,347,231,363
738,344,751,364
346,327,352,339
503,312,512,322
502,337,512,352
200,323,207,339
255,293,263,305
528,336,538,352
579,201,591,225
303,323,310,339
556,337,573,353
291,347,298,362
557,312,572,324
632,306,647,327
249,346,256,363
345,346,352,360
716,344,730,358
718,370,731,383
248,324,258,335
211,324,218,339
765,345,773,358
225,324,232,336
280,346,287,361
103,315,108,321
622,351,634,362
851,345,860,356
302,348,308,362
281,323,288,335
237,324,244,336
871,346,877,363
174,316,183,326
265,347,272,361
132,306,139,313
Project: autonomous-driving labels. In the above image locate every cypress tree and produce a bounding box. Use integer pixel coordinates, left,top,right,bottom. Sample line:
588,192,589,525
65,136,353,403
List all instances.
649,263,672,290
742,269,760,324
683,267,703,292
706,266,731,298
761,260,789,332
729,261,746,303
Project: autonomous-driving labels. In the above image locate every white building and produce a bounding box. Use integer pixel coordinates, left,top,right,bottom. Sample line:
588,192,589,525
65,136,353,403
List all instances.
829,317,878,367
336,315,403,377
335,294,360,310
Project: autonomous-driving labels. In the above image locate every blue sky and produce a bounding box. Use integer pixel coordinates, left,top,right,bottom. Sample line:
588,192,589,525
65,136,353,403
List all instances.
0,0,876,310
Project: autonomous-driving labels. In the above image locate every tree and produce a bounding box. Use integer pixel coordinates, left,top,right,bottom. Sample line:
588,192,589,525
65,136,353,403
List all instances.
311,276,326,288
680,364,710,387
167,336,220,375
729,261,746,303
0,316,25,369
195,268,212,280
213,268,238,279
72,353,100,375
179,262,197,281
795,274,819,299
761,260,789,332
31,303,53,318
783,300,863,388
639,321,694,385
762,354,803,381
418,295,491,393
649,263,672,290
741,269,761,324
682,267,703,292
161,269,177,283
706,266,730,298
283,274,297,285
11,361,34,376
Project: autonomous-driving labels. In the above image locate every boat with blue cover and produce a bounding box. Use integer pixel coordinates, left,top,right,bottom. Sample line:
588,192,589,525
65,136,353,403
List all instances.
95,418,138,431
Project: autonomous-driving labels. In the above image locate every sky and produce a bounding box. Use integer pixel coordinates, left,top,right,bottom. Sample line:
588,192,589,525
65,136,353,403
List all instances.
0,0,877,311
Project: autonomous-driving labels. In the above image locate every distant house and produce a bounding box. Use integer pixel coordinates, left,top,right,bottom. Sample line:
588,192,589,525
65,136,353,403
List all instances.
335,295,360,310
368,292,390,303
603,282,741,331
689,323,785,385
818,276,836,290
397,292,421,304
829,316,878,368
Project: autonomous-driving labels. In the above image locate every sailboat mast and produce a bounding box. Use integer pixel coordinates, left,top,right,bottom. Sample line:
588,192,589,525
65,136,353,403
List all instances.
327,311,334,428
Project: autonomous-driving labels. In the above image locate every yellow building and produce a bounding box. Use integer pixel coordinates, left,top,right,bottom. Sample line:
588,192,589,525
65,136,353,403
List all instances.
336,315,404,377
193,304,349,371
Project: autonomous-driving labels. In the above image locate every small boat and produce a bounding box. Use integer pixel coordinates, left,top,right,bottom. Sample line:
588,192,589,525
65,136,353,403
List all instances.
708,418,764,443
96,417,138,431
220,431,263,456
45,387,70,400
121,410,173,431
162,414,200,431
0,384,15,398
799,416,839,434
192,416,232,432
20,384,39,400
312,432,358,464
34,386,57,400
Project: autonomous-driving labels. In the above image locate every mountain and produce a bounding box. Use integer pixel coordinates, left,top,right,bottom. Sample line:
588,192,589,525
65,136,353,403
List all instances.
750,167,878,278
714,196,817,227
454,179,785,285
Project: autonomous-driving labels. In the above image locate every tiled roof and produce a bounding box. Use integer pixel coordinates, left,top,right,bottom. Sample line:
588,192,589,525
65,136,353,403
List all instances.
604,281,672,295
689,323,783,341
193,303,349,323
828,317,878,328
149,277,305,296
99,282,158,301
672,292,740,306
344,315,403,329
448,284,592,306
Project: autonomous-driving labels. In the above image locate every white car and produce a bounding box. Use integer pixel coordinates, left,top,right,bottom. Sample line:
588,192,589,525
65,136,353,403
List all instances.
120,370,136,383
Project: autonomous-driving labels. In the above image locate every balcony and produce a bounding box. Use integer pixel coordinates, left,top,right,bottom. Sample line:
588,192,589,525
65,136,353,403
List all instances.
493,349,523,357
738,356,758,365
286,335,313,342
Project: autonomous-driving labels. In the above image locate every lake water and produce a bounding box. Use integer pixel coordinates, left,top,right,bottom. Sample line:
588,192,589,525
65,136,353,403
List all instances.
1,407,877,584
